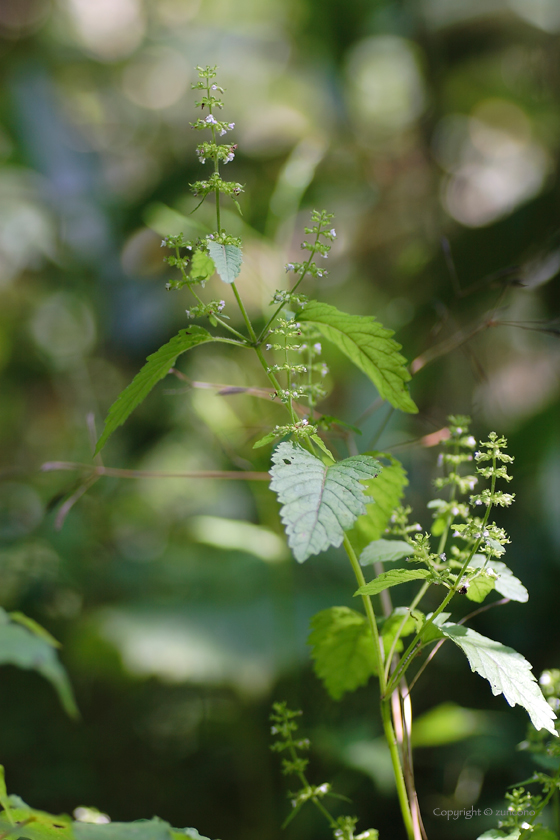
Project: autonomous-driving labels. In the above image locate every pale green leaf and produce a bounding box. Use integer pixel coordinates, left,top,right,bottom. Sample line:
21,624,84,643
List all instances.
75,819,172,840
9,612,61,647
206,241,242,284
348,454,408,554
172,830,212,840
465,570,496,603
298,301,417,413
356,569,433,597
434,618,557,734
360,539,412,566
270,442,381,563
308,607,377,699
189,250,215,283
0,614,78,718
95,327,214,454
470,555,528,603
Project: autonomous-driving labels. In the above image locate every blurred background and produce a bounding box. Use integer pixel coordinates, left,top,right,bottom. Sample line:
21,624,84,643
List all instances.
1,0,560,838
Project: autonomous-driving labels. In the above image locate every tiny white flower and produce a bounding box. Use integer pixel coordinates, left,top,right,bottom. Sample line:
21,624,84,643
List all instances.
219,128,226,136
302,418,308,426
205,114,218,124
466,436,476,447
161,239,166,247
285,263,295,272
329,228,336,238
211,84,218,90
313,343,322,353
265,344,272,350
228,122,235,130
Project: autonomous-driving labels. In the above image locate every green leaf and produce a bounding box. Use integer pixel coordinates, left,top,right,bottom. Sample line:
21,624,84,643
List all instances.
0,797,73,840
465,570,496,603
0,767,12,823
298,301,417,413
310,434,335,460
470,555,528,603
434,618,557,734
356,569,433,597
206,241,242,284
270,442,382,563
189,250,215,283
95,327,214,454
308,607,377,699
172,830,212,840
0,615,78,718
253,431,281,449
348,454,408,554
9,612,61,648
74,819,172,840
360,539,412,566
411,702,489,747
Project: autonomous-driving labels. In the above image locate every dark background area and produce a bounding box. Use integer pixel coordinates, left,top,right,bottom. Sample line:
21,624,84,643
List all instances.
1,0,560,838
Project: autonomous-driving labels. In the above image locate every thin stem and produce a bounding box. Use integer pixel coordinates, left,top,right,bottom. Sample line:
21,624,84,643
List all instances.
343,536,415,840
231,282,257,343
387,456,498,695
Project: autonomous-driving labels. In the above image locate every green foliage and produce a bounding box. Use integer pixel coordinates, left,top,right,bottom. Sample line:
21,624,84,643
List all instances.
0,609,77,718
359,539,412,565
433,618,557,734
463,569,496,603
270,442,381,562
189,250,216,284
469,555,528,602
411,702,490,747
356,568,433,597
95,327,215,454
308,607,377,699
206,241,242,284
298,301,418,413
348,455,408,554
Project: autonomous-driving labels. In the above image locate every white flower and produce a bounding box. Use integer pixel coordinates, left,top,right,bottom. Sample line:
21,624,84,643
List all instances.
466,436,476,447
211,84,218,90
265,344,272,350
301,418,308,426
224,152,234,163
228,122,235,130
313,343,322,353
285,263,295,272
161,239,167,247
205,114,218,125
329,228,336,238
219,128,226,136
218,300,225,311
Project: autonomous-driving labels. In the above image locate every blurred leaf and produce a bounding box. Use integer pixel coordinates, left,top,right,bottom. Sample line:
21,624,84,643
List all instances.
270,442,381,562
360,539,412,565
95,327,215,454
9,613,61,648
0,611,77,718
1,796,73,840
411,702,489,747
348,455,408,554
206,242,242,284
308,607,377,699
356,569,432,597
74,820,173,840
298,301,418,413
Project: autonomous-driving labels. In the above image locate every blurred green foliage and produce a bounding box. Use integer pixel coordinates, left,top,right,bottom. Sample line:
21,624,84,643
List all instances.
1,0,560,838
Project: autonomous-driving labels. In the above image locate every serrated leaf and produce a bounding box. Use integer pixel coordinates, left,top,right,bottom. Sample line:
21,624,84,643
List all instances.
434,618,557,734
298,301,417,413
206,241,242,284
360,539,412,566
189,250,215,283
308,607,377,699
348,454,408,554
470,555,528,603
356,569,433,597
0,615,78,718
270,442,382,563
95,327,214,454
465,570,496,603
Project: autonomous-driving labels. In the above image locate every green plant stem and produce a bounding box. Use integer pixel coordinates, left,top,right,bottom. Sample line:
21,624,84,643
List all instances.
387,456,498,695
343,535,415,840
